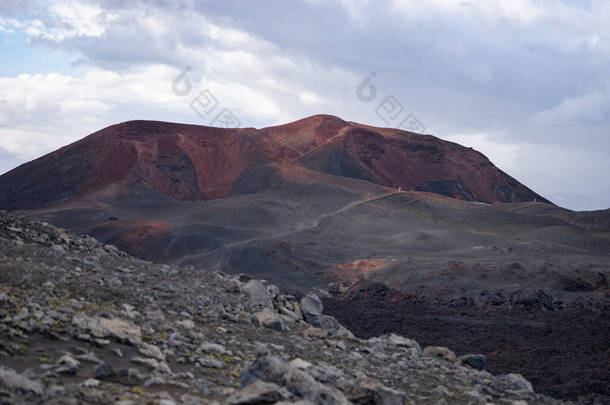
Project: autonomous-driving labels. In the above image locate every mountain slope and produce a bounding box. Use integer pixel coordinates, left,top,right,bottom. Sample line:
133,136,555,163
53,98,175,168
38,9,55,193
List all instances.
0,115,550,211
0,211,567,405
0,116,608,402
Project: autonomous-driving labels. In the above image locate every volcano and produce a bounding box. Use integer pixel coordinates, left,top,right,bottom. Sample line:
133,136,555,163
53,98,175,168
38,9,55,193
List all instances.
0,114,607,296
0,115,552,211
2,115,609,401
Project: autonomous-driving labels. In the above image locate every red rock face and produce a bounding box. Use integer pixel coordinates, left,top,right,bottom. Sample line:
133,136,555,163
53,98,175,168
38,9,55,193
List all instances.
331,259,390,284
0,114,550,210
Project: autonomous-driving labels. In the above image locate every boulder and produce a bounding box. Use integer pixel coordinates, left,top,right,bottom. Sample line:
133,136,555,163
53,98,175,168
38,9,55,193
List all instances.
80,316,142,345
240,354,349,405
0,366,43,395
346,373,408,405
242,280,273,308
458,354,486,371
493,373,534,393
302,327,328,339
388,333,421,352
95,362,116,379
251,310,289,332
423,346,457,362
320,315,354,338
300,295,323,327
227,380,290,404
56,355,80,375
139,342,165,361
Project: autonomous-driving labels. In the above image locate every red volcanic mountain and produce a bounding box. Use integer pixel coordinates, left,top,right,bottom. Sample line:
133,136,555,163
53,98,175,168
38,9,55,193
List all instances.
1,114,607,299
0,114,549,211
2,115,608,404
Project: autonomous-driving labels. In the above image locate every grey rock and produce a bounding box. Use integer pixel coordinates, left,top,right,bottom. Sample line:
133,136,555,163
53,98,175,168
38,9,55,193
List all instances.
199,357,225,369
280,306,302,321
300,295,323,327
319,315,353,338
139,341,165,361
302,327,328,339
200,342,228,354
251,310,289,332
75,351,103,364
388,333,421,352
83,378,100,387
423,346,457,362
84,316,142,345
227,380,290,404
56,354,80,375
95,362,116,379
241,280,272,308
494,373,534,393
464,389,487,405
0,366,43,395
176,319,195,329
459,354,486,371
346,373,408,405
51,245,65,254
241,354,349,405
131,357,172,374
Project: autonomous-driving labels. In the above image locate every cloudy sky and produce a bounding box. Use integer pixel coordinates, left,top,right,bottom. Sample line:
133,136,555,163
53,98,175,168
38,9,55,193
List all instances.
0,0,608,210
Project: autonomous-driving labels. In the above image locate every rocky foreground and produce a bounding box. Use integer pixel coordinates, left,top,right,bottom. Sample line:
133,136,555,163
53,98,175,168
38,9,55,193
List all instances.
0,212,567,405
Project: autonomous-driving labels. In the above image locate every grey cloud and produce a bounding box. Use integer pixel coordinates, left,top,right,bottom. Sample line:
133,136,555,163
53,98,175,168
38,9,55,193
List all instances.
5,0,610,210
0,0,41,16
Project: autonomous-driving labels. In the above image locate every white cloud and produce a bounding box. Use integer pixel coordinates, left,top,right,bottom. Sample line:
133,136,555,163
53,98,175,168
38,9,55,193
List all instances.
389,0,544,24
0,65,185,160
22,0,114,41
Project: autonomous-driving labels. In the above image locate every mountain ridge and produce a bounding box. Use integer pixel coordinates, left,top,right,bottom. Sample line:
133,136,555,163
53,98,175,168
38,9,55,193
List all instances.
0,115,551,211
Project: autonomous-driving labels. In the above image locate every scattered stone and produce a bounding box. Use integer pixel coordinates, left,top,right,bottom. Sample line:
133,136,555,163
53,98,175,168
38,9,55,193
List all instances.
131,357,172,374
302,327,327,339
199,357,225,369
200,342,227,354
241,280,272,308
319,315,354,338
87,316,142,345
459,354,486,371
83,378,100,387
76,351,103,364
176,319,195,329
0,366,43,395
139,341,165,361
51,245,65,254
289,358,312,370
227,380,290,405
95,362,116,379
423,346,457,362
241,354,349,405
494,373,534,393
388,333,421,352
346,372,408,405
251,310,289,332
56,355,80,375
